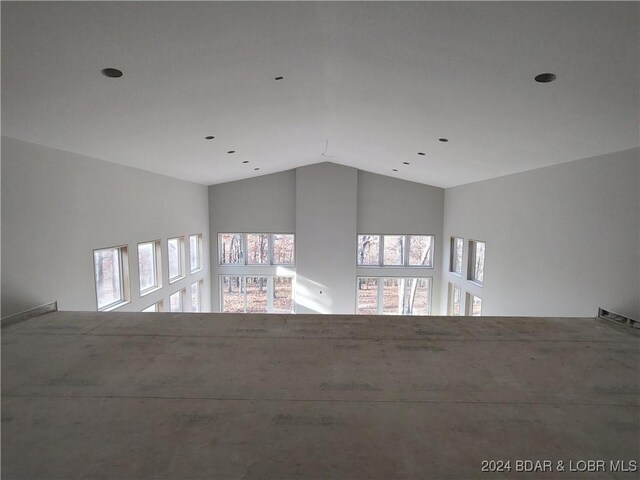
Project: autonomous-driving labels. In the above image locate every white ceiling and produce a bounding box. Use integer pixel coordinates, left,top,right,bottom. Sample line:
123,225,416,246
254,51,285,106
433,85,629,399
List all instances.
2,1,638,188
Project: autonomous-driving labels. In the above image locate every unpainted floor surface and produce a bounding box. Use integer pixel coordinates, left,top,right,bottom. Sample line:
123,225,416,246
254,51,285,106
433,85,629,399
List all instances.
2,312,639,479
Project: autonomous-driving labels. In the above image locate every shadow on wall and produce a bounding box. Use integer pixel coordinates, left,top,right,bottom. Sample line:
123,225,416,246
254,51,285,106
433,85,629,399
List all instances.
294,274,333,314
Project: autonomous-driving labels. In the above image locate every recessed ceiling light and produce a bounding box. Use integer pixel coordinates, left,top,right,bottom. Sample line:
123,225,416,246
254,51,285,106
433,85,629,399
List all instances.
275,76,284,80
242,160,249,164
535,73,557,83
205,136,215,140
392,169,398,172
254,167,260,171
101,68,123,78
438,138,449,143
227,150,236,154
403,162,410,165
418,152,426,156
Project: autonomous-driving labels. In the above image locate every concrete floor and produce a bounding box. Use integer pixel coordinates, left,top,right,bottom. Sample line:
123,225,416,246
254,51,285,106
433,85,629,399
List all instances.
2,312,639,479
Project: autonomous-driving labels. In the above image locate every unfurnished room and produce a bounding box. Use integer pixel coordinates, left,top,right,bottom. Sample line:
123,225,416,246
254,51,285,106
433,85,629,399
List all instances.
1,1,639,479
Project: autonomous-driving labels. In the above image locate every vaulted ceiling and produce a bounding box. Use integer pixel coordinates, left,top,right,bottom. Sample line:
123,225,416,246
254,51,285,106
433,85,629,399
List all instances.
2,1,638,188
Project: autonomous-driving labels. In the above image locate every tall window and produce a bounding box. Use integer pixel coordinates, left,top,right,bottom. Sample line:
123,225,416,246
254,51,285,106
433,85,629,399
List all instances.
357,234,434,267
447,283,462,316
466,293,482,316
220,275,294,313
450,237,463,275
138,241,161,295
93,246,130,311
169,289,184,312
468,240,486,285
357,277,432,315
190,281,201,312
189,234,203,273
168,237,185,283
219,233,295,265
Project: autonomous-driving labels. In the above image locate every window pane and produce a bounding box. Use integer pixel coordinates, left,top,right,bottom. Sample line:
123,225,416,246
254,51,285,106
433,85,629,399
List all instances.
168,238,182,280
470,241,486,284
357,277,379,314
138,242,156,292
273,276,293,313
273,234,295,265
451,237,463,275
190,282,201,313
246,234,269,264
448,283,462,316
190,234,201,272
382,278,402,314
404,278,431,315
357,235,380,266
169,291,182,312
219,233,243,264
94,247,122,309
142,303,158,313
246,277,268,313
221,276,244,313
383,235,405,266
409,235,434,267
468,294,482,316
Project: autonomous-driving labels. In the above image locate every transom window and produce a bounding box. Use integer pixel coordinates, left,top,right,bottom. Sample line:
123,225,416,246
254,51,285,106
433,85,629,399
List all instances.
138,241,161,295
93,246,130,311
221,275,294,313
357,234,434,267
468,240,486,285
219,233,295,266
357,277,432,315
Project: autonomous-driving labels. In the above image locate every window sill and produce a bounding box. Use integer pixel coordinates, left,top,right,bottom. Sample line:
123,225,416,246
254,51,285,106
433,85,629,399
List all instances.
99,300,130,312
140,285,162,297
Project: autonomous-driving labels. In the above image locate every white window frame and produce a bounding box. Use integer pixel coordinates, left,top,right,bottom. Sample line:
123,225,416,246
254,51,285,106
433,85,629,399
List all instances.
468,240,486,286
141,301,163,313
168,236,185,284
357,234,435,268
189,234,203,274
190,281,202,313
447,282,463,316
465,292,482,316
220,274,295,314
218,233,295,266
137,240,162,296
356,276,432,315
449,236,463,276
93,245,130,311
169,289,185,313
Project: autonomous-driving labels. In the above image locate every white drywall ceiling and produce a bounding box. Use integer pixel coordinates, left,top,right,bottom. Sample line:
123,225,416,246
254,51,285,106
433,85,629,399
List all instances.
2,1,638,187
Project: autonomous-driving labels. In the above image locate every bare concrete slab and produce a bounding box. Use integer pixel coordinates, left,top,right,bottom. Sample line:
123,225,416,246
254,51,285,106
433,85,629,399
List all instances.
2,312,639,479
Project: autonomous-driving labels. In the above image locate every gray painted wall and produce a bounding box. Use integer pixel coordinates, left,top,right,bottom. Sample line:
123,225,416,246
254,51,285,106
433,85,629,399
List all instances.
296,163,358,314
1,137,211,317
442,148,640,319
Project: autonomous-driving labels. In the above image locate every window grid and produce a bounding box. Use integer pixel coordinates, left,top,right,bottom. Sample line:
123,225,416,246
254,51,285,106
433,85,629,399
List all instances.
357,234,434,268
220,275,295,314
356,276,432,315
219,233,295,266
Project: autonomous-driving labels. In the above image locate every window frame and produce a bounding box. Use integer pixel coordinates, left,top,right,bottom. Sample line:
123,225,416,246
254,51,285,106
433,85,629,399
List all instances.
137,240,162,296
190,280,202,313
465,292,483,316
189,234,203,274
93,245,130,312
169,289,185,313
357,234,435,268
447,282,463,316
167,236,185,284
220,274,295,314
141,301,163,313
467,240,486,286
356,276,432,315
449,236,464,276
218,233,295,267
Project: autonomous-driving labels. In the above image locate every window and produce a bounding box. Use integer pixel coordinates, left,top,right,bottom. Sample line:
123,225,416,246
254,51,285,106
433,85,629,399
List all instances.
357,277,431,315
218,233,295,266
468,240,486,285
189,234,203,273
93,246,130,311
169,290,185,312
272,234,295,265
138,241,161,295
447,283,462,316
190,281,201,312
142,301,163,313
220,275,294,313
357,234,434,267
450,237,463,275
466,293,482,316
168,237,185,283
